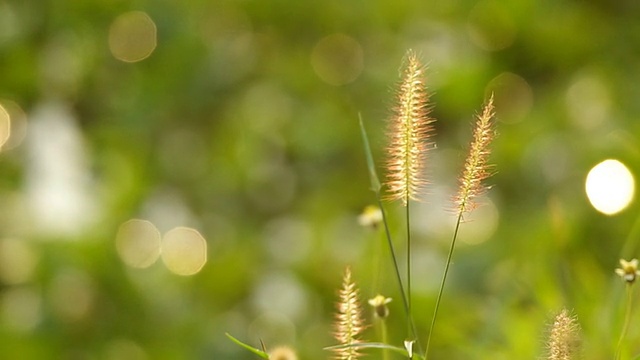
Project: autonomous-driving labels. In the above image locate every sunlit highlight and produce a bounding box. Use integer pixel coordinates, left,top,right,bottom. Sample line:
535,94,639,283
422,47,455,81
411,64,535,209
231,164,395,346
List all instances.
0,100,27,149
0,104,10,149
115,219,161,268
585,159,635,215
109,11,157,63
161,227,207,276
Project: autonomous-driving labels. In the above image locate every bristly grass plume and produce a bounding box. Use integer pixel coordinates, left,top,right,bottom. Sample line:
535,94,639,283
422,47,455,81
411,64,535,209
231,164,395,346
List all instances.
454,94,496,215
547,309,580,360
383,50,435,349
385,49,435,205
425,95,496,359
333,267,366,360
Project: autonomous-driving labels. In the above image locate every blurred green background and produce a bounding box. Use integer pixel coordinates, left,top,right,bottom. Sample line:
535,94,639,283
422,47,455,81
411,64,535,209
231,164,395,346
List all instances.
1,0,640,359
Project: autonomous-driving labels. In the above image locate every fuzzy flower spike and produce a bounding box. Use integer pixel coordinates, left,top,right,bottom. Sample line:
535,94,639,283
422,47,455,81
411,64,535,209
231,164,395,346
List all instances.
547,309,580,360
385,49,436,205
455,94,496,215
333,267,366,360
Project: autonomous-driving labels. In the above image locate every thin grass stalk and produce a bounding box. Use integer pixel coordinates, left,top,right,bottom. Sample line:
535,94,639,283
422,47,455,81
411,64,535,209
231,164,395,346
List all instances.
424,212,462,359
376,192,421,353
379,317,389,360
359,115,421,349
615,283,634,360
406,201,412,323
384,50,434,353
424,97,495,359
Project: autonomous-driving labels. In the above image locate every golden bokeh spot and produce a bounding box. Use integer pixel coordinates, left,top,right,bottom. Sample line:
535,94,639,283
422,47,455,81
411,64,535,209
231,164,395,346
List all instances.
49,270,94,322
585,159,635,215
109,11,157,63
161,227,207,276
0,238,38,285
115,219,161,268
311,33,364,86
0,103,11,149
485,72,532,123
0,100,27,150
1,287,41,332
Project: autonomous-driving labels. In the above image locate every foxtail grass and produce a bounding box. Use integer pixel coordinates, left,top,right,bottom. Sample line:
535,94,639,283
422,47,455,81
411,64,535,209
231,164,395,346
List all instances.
424,95,496,359
333,267,366,360
547,309,580,360
359,111,421,347
385,49,435,348
385,49,435,205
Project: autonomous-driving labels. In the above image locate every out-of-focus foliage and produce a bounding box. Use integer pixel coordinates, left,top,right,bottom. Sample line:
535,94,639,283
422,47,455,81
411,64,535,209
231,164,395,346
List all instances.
1,0,640,359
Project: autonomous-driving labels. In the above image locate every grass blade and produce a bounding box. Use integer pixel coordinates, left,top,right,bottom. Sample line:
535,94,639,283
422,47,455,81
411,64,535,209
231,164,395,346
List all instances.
225,333,269,359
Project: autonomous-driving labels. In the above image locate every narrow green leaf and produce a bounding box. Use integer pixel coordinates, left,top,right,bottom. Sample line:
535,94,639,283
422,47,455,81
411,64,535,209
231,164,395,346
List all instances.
359,113,382,193
225,333,270,359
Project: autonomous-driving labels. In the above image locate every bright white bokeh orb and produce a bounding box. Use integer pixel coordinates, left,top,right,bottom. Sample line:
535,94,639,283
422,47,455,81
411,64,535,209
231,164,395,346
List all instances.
585,159,635,215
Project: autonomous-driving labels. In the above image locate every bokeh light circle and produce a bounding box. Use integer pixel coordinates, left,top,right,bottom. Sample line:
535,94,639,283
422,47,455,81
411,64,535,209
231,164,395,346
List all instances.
310,33,364,86
585,159,635,215
485,72,533,123
0,100,27,150
0,104,10,149
115,219,161,269
161,227,207,276
0,238,38,284
108,11,157,63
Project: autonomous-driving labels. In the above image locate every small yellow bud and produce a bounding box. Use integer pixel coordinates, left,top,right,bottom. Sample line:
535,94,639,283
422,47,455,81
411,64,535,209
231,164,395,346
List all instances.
615,258,640,284
358,205,383,229
368,294,392,318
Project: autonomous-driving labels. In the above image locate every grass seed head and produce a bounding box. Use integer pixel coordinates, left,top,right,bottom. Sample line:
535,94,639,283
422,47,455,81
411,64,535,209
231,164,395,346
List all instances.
385,49,436,205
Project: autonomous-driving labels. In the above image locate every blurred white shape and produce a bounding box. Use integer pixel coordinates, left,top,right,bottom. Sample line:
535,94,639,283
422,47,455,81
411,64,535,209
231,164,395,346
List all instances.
585,159,635,215
115,219,161,269
251,272,308,323
161,227,207,276
141,189,195,234
26,101,99,237
459,196,500,245
263,217,312,265
566,74,611,131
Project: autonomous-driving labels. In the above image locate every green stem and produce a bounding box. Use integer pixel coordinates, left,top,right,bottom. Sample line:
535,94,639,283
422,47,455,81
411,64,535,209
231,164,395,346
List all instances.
381,318,389,360
376,194,422,354
616,283,634,360
358,115,421,352
406,201,412,326
424,212,463,359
